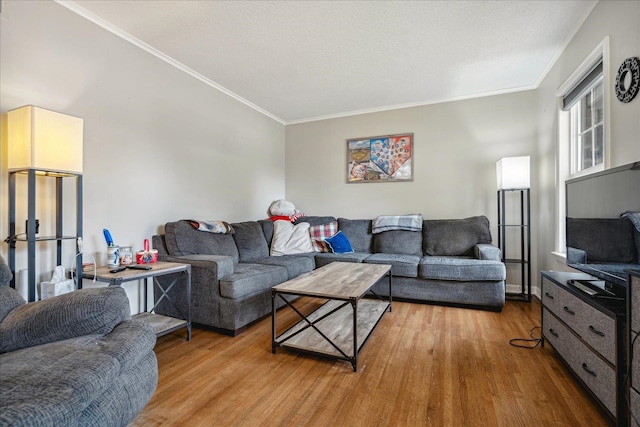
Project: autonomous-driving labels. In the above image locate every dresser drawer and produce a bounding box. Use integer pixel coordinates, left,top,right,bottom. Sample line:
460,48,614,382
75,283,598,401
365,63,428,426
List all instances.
631,386,640,422
543,279,616,364
633,275,640,333
543,308,616,415
633,329,640,392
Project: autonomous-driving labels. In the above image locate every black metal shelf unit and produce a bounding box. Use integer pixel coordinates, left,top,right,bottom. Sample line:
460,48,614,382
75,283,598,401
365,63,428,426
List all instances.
7,168,83,302
497,188,531,302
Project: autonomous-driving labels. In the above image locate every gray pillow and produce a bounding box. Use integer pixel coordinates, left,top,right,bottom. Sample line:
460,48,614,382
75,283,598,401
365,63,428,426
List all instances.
373,230,422,256
424,216,492,256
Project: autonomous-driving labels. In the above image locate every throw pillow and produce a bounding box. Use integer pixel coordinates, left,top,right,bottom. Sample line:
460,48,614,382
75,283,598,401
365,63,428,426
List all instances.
325,231,354,254
270,220,314,256
308,221,338,252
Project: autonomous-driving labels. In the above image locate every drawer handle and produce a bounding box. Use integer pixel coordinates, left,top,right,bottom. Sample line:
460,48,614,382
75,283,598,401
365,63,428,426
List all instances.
545,292,554,300
588,325,605,337
563,306,575,316
549,328,559,338
582,363,597,377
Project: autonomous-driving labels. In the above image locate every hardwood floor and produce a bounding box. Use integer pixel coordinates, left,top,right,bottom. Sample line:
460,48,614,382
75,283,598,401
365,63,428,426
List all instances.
131,298,612,426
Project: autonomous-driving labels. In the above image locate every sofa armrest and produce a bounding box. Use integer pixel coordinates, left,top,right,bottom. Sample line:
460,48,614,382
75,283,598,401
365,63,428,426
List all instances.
0,286,130,353
474,244,502,261
163,254,234,281
567,246,588,264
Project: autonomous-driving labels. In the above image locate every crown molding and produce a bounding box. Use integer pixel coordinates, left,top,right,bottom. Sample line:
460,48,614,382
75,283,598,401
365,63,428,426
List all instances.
55,1,286,125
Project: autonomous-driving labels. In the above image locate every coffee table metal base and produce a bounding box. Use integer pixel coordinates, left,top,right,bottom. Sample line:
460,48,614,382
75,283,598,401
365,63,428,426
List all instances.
273,297,389,371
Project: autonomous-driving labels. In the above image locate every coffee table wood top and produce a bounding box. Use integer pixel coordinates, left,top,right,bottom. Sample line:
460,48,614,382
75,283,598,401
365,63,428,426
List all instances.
272,262,391,299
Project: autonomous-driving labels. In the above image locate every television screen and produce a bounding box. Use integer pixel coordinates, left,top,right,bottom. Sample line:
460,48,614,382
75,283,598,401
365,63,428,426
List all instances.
565,161,640,288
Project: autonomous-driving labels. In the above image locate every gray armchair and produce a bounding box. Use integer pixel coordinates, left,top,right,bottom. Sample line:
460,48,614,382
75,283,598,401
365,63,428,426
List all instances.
0,255,158,426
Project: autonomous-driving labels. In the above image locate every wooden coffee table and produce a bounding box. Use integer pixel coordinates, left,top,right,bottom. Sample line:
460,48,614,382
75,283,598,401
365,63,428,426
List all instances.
271,262,392,371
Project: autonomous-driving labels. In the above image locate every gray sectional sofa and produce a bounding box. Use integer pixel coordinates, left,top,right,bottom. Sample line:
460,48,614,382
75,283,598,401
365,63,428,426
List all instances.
152,215,506,336
0,255,158,426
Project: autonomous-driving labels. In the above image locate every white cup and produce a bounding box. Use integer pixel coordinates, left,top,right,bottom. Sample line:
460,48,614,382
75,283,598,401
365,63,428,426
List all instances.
107,245,120,267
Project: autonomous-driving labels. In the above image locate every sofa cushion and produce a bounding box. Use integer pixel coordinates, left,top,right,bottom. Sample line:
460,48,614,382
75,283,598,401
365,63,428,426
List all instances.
325,231,354,254
294,216,337,227
270,221,314,256
419,256,506,281
566,217,636,263
308,221,338,252
232,221,270,262
164,221,240,263
364,253,420,278
0,286,25,324
258,220,275,247
0,320,156,426
338,218,373,253
219,263,288,299
1,287,131,354
423,216,492,256
373,230,422,256
252,255,315,280
314,252,371,268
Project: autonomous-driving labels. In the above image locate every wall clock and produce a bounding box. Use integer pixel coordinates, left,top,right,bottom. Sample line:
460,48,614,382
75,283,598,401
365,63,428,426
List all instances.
615,56,640,103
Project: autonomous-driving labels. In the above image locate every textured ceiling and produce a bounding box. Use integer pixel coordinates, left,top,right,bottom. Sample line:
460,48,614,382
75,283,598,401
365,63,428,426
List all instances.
63,0,597,124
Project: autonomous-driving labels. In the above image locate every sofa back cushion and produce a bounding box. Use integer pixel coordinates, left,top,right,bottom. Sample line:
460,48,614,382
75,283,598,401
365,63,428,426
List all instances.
423,216,492,256
338,218,373,253
164,221,239,263
294,216,338,226
373,230,422,256
232,221,270,262
566,217,636,263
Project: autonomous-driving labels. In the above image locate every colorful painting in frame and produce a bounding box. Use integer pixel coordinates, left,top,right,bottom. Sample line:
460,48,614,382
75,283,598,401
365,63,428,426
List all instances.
347,133,413,183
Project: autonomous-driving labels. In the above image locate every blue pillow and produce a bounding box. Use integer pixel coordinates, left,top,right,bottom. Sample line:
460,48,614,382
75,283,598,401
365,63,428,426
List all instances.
325,231,354,254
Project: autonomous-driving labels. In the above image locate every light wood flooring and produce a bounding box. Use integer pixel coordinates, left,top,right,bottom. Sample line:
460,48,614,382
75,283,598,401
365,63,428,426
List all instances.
131,297,611,426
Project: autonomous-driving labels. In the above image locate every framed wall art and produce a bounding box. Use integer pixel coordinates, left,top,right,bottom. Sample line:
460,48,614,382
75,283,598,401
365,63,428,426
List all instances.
346,133,413,183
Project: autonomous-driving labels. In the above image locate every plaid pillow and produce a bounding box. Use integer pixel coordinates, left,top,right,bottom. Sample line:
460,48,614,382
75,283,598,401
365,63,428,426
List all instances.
308,221,338,252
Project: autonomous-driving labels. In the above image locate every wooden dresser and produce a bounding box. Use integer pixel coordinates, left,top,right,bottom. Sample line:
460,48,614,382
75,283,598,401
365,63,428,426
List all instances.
541,271,627,425
628,271,640,425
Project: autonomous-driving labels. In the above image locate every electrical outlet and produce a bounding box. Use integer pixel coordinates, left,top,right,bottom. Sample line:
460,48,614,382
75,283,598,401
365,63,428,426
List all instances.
25,219,40,235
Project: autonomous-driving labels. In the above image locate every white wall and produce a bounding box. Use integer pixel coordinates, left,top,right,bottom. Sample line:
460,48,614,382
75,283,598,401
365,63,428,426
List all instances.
285,91,538,291
535,0,640,276
0,1,285,312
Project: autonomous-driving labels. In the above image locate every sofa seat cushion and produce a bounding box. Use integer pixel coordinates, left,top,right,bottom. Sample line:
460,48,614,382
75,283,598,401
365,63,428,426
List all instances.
232,221,270,262
338,218,373,253
165,221,240,262
364,253,420,278
373,230,422,256
314,252,370,268
252,255,315,280
219,263,288,299
419,256,506,281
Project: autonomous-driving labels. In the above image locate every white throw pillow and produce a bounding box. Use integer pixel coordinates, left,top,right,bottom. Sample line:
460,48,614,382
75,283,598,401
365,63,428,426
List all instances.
270,220,314,256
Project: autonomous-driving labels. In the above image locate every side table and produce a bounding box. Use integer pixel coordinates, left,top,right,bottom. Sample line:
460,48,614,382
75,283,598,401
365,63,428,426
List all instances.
85,261,191,340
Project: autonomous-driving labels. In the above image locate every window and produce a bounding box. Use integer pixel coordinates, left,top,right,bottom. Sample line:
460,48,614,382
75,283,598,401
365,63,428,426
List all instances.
555,38,609,255
563,60,605,175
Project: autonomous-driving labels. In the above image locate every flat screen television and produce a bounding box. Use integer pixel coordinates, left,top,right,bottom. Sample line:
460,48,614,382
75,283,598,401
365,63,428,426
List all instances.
565,161,640,290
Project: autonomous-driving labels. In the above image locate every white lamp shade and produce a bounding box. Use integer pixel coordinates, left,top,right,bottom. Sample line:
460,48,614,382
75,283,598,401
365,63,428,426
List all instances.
7,105,83,173
496,156,530,190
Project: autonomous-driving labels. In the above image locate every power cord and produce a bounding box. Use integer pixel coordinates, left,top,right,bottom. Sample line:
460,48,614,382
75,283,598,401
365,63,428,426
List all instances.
4,233,25,244
509,326,542,349
70,237,96,287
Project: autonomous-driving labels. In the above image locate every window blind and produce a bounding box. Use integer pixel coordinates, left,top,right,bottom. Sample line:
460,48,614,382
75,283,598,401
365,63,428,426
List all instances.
561,60,603,111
